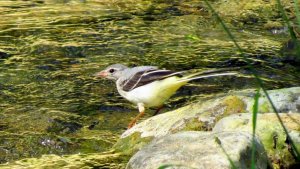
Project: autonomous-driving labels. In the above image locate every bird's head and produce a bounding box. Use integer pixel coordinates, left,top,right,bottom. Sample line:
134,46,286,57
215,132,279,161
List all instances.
95,64,128,80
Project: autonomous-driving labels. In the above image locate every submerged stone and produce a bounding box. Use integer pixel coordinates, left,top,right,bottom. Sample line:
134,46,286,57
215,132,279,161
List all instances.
0,51,11,59
280,39,300,65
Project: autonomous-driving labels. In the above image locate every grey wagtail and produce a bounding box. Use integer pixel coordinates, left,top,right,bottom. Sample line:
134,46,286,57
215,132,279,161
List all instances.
95,64,237,128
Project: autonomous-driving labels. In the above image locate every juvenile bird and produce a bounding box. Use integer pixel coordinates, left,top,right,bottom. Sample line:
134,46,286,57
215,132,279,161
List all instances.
95,64,236,128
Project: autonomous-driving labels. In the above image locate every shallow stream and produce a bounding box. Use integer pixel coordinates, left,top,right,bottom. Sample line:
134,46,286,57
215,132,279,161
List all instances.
0,0,299,165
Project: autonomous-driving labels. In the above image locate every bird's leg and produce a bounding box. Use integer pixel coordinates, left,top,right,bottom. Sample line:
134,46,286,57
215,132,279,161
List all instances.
128,103,145,129
152,105,163,116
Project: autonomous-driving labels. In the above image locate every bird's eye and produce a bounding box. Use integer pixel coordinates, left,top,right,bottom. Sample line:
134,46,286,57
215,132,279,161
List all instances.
109,69,115,73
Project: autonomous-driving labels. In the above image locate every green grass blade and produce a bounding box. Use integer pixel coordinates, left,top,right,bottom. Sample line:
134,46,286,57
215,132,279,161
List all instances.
158,164,172,169
215,137,238,169
251,88,260,169
203,0,300,161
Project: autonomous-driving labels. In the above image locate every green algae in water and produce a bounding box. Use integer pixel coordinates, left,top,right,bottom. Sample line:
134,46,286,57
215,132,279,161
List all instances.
0,0,300,166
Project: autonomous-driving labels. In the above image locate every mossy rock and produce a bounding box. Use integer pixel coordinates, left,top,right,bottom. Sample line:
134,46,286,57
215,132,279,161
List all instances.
113,95,248,156
113,132,154,155
213,113,300,168
114,87,299,156
215,95,246,121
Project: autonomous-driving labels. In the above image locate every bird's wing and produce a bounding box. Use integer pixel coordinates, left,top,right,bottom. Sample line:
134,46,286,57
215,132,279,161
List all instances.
120,68,183,92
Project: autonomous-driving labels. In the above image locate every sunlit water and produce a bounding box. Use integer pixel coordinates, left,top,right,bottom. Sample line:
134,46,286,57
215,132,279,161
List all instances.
0,0,299,164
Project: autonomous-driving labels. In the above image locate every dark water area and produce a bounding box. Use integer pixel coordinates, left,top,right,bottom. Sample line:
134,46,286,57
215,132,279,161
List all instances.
0,0,299,164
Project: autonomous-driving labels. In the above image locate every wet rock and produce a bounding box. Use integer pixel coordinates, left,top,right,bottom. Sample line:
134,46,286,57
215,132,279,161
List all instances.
0,51,11,59
280,39,300,65
213,113,300,168
126,131,268,169
114,87,300,155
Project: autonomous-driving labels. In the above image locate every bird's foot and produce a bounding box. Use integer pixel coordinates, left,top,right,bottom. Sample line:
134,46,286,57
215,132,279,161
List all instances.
127,120,136,129
127,110,145,129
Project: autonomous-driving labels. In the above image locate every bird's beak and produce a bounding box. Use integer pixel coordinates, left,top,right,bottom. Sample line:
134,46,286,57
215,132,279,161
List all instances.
94,70,108,78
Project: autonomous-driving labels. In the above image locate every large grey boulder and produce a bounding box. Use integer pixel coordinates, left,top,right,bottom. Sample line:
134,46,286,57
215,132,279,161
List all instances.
213,113,300,168
126,131,268,169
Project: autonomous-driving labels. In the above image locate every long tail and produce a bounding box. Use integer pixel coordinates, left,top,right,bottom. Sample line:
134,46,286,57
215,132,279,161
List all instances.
177,72,237,83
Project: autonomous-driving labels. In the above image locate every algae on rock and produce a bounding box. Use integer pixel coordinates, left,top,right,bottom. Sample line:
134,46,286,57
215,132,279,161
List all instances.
213,113,300,168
